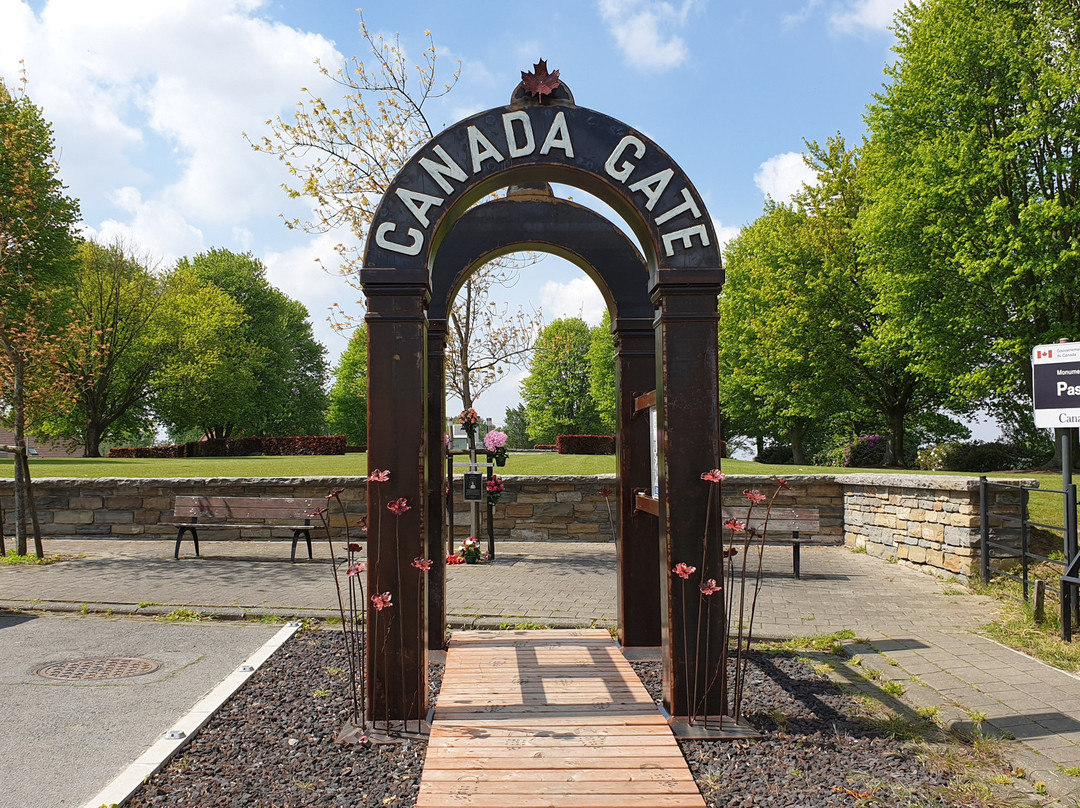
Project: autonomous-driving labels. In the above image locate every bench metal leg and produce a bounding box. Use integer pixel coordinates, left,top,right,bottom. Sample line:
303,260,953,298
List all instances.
291,529,313,563
175,526,199,559
792,530,801,578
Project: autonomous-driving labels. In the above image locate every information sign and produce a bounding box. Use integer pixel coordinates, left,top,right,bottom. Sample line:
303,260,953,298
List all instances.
1032,342,1080,428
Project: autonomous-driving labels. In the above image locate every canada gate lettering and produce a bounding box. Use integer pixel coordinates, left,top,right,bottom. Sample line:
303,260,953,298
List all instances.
370,105,712,266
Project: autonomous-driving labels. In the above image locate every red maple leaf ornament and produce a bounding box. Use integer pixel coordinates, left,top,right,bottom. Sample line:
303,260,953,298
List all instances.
521,59,561,98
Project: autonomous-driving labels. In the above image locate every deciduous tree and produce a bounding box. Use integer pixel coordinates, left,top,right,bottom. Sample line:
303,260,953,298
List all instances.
521,318,603,444
0,75,79,554
251,14,539,421
39,240,165,456
859,0,1080,446
587,310,616,434
160,249,327,439
327,325,368,446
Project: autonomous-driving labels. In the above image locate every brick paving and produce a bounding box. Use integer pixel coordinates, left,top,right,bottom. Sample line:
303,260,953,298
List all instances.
2,538,1079,799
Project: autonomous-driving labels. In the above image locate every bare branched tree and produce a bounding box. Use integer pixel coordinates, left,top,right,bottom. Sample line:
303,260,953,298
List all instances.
250,12,540,414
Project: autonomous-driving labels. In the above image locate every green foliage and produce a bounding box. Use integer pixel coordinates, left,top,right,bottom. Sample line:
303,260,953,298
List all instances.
326,326,367,445
587,310,616,434
153,250,327,439
859,0,1080,439
38,240,165,456
718,201,839,462
152,266,256,439
521,317,604,444
0,75,80,555
501,404,531,449
720,136,954,467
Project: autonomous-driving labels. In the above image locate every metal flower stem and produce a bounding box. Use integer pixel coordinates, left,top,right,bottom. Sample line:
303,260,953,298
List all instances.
732,502,757,717
742,484,785,686
692,478,718,725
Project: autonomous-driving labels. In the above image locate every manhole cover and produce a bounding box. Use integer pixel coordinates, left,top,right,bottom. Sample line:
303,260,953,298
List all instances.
35,657,161,681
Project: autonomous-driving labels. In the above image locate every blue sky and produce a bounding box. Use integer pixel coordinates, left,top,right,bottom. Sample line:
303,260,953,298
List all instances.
0,0,921,427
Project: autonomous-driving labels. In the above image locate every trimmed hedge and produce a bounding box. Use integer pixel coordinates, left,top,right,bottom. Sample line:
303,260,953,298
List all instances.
108,435,347,459
556,435,616,455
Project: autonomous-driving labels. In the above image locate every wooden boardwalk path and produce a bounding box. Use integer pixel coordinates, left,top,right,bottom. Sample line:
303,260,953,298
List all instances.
417,629,706,808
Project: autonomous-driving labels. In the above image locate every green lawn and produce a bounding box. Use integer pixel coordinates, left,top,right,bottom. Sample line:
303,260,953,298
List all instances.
2,452,1055,480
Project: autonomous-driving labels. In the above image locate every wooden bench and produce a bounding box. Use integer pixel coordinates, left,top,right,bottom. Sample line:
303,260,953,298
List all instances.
166,495,323,562
721,507,820,579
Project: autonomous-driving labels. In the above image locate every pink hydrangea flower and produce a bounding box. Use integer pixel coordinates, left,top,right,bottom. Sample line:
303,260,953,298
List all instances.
371,592,393,611
672,562,696,579
412,557,433,571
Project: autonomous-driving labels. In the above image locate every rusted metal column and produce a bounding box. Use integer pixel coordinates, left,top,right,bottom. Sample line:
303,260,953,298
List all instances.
426,319,448,652
361,267,430,725
652,268,724,721
614,317,661,648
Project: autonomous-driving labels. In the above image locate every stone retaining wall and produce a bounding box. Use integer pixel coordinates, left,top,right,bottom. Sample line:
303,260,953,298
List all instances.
841,474,1027,578
0,473,1034,580
0,477,367,541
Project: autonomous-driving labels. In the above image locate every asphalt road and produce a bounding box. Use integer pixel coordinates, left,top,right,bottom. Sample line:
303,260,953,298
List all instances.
0,612,278,808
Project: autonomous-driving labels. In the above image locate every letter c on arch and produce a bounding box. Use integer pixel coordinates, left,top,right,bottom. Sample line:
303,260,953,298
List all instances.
375,222,424,256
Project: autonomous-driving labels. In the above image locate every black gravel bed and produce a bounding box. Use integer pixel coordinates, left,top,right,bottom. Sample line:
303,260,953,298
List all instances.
632,653,1029,808
126,633,1028,808
127,628,441,807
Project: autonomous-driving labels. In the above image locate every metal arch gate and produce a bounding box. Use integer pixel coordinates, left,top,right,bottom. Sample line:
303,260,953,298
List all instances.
360,71,725,728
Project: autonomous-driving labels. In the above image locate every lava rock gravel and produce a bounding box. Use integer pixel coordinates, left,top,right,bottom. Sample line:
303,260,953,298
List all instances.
127,631,1025,807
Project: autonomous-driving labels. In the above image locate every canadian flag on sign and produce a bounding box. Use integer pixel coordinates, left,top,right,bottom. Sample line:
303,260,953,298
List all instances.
1037,349,1053,359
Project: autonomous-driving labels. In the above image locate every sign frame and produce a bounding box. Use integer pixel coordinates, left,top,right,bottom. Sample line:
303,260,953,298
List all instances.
1032,342,1080,428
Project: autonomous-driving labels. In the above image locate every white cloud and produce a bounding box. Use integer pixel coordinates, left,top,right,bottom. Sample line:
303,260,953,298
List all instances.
263,231,360,366
782,0,824,28
753,152,816,203
0,0,341,261
830,0,907,34
83,187,205,265
712,217,740,253
539,277,607,327
596,0,697,71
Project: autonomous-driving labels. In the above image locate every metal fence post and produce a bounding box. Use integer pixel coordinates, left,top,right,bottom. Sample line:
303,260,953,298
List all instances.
1068,482,1078,627
1021,486,1030,602
980,476,990,586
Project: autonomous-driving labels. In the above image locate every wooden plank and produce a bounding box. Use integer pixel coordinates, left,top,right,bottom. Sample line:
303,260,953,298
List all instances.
418,797,703,808
172,495,321,520
417,630,705,808
422,780,700,795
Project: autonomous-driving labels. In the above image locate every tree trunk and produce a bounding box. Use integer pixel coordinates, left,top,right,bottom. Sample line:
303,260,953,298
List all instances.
21,451,43,558
789,421,806,465
883,407,906,467
12,363,28,556
84,420,102,457
755,434,764,459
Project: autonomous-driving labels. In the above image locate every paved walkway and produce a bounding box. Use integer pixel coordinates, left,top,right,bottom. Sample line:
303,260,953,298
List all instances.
2,538,1080,801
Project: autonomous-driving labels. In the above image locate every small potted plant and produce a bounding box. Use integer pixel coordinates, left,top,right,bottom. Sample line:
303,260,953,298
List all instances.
483,429,509,466
459,536,482,564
